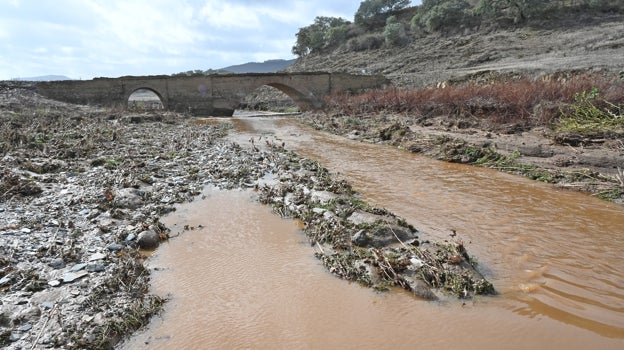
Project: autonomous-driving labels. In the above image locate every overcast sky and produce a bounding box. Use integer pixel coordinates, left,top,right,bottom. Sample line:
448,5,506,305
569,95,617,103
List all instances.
0,0,419,80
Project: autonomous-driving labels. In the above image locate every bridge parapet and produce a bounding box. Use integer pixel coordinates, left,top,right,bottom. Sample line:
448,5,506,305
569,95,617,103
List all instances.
35,72,389,116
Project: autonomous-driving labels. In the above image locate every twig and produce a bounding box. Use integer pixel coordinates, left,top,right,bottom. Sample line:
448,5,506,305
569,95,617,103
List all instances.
31,304,58,350
315,241,325,255
616,166,624,187
388,226,409,249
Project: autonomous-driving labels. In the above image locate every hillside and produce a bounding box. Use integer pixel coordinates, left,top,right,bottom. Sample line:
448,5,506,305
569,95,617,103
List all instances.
221,59,296,73
287,8,624,87
281,3,624,203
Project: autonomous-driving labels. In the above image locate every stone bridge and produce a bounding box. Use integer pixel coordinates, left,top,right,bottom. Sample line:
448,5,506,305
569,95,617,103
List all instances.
34,72,389,116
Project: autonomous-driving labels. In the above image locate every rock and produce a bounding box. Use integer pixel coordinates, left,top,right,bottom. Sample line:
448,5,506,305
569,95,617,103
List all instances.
113,188,144,209
410,257,424,268
107,243,124,251
137,229,160,250
352,224,418,248
70,263,87,272
20,228,31,234
40,302,54,309
62,271,88,283
310,190,338,205
89,252,107,261
125,233,136,242
312,207,326,214
347,211,389,225
322,211,337,220
0,276,11,286
17,324,32,332
18,306,41,319
48,280,61,287
404,278,438,301
48,258,66,269
86,263,106,272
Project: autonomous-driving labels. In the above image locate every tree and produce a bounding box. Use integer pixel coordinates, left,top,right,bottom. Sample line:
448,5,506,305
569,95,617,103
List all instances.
420,0,471,31
292,16,350,56
384,15,408,46
354,0,412,25
474,0,542,22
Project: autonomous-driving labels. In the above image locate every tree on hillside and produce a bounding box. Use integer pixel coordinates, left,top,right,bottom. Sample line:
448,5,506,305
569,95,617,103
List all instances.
416,0,472,31
474,0,543,22
384,15,408,46
292,16,350,56
354,0,412,26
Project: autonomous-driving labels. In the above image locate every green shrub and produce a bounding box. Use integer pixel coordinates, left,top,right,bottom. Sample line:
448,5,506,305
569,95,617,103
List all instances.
558,87,624,133
384,16,408,46
346,33,385,51
410,12,423,30
587,0,624,12
421,0,471,32
327,25,350,47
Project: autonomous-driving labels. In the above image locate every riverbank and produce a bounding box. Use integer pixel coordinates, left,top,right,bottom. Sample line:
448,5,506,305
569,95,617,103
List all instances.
1,84,493,348
301,75,624,205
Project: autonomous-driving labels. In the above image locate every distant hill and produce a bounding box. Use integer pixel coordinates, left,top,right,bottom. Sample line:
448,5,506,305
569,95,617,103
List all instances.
14,75,71,81
220,59,296,73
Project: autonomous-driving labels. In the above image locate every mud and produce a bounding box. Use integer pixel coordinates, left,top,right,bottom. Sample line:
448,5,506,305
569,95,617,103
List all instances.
0,83,493,348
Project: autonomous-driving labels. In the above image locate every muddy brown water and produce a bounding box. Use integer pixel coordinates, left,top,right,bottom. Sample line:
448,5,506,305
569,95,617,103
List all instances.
122,117,624,349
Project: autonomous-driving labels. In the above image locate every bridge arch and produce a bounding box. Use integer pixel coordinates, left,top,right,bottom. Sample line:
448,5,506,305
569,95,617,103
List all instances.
238,81,321,113
264,82,321,111
126,87,165,110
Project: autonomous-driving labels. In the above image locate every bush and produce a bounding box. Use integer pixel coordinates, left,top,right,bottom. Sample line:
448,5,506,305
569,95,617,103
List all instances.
327,25,350,47
384,16,408,46
420,0,471,32
587,0,624,12
323,73,624,131
346,34,385,51
558,87,624,134
410,12,423,31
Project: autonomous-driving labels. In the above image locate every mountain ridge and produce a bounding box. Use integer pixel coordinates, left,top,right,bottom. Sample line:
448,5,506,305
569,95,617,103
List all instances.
220,59,296,73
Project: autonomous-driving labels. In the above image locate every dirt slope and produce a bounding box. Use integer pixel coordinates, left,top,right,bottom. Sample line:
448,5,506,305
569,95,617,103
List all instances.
287,12,624,88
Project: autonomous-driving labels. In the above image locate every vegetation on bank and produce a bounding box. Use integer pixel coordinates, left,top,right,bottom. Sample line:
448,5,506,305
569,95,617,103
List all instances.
292,0,624,56
323,73,624,136
306,71,624,201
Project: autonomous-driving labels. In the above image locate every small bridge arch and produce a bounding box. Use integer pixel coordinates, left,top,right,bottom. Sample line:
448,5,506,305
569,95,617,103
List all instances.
34,72,390,116
127,87,165,110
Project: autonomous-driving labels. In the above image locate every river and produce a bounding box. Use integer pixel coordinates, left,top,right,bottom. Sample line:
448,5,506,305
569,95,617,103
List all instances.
121,116,624,349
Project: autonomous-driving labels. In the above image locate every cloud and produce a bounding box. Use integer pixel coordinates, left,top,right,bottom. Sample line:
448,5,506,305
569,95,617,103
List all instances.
85,0,205,55
198,1,261,29
0,0,381,79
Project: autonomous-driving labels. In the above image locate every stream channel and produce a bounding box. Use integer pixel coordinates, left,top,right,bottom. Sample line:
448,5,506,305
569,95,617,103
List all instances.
121,116,624,349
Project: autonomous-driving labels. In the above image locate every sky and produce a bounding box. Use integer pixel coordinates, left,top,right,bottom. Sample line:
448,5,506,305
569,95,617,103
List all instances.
0,0,418,80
